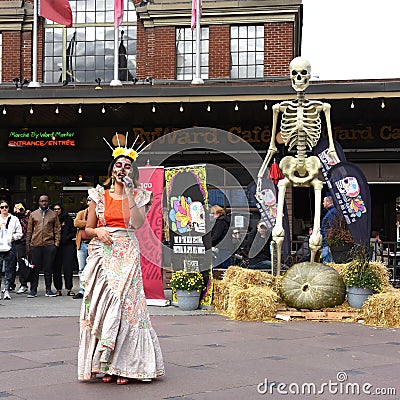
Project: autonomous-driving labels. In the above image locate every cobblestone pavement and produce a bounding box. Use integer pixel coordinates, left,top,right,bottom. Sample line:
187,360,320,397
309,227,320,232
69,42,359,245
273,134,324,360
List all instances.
0,277,399,399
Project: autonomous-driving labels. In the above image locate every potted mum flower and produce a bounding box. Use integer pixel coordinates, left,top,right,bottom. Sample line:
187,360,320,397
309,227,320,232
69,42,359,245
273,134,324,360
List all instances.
341,245,390,309
326,215,354,263
169,269,205,311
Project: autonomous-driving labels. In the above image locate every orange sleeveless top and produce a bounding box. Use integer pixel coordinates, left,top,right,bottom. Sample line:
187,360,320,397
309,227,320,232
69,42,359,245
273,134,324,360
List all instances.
100,190,128,228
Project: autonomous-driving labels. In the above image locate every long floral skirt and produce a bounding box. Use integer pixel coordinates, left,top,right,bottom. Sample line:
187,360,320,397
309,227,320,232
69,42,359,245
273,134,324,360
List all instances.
77,234,165,381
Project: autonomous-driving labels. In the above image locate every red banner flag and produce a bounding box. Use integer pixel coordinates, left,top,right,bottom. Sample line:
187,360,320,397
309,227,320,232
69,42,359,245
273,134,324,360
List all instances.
40,0,72,27
114,0,124,28
137,167,166,302
191,0,202,31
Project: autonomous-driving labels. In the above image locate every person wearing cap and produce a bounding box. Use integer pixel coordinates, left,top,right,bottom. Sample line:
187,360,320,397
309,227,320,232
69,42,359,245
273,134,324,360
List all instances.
73,197,91,299
12,202,31,294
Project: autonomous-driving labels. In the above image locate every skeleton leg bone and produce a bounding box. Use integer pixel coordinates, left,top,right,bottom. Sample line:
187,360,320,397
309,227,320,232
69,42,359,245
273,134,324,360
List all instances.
271,177,290,276
309,178,324,262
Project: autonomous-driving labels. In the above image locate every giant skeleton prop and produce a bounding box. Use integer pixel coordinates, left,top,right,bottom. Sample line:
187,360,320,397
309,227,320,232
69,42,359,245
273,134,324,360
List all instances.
256,57,340,275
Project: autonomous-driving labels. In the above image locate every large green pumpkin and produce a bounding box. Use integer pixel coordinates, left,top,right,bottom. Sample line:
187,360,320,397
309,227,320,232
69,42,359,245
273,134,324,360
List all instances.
280,262,346,310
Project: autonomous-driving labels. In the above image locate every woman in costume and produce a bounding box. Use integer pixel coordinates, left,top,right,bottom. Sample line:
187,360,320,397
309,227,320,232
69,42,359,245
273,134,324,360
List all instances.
77,139,165,385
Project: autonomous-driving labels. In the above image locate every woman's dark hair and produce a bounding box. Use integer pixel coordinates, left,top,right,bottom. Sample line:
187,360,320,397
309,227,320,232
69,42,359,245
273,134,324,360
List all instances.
0,199,10,207
103,155,140,189
51,203,67,223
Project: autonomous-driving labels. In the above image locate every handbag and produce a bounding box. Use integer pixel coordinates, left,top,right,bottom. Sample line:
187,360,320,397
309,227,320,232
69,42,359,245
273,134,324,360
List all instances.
0,217,11,252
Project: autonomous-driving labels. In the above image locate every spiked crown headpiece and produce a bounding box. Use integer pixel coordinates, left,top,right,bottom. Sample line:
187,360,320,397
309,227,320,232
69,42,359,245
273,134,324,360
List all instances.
103,132,146,161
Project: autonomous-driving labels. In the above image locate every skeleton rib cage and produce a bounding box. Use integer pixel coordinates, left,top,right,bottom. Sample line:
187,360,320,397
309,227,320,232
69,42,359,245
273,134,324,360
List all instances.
280,99,323,159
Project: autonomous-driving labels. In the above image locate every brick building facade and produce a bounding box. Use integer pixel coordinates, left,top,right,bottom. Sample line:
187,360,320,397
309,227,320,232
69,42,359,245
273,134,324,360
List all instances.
0,0,398,243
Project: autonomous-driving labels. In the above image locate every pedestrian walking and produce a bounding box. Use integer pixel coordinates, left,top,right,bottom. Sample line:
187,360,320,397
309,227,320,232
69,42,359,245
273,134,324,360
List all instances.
0,200,22,300
51,203,76,296
25,194,60,298
12,203,31,294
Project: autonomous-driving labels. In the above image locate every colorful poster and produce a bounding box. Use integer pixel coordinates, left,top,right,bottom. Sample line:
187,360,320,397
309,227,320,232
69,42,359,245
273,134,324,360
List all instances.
164,164,213,306
137,166,166,304
328,162,371,246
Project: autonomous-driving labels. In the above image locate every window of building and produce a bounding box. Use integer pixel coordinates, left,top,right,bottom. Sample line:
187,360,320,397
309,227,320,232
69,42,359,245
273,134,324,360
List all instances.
43,0,137,84
176,27,209,80
230,25,264,79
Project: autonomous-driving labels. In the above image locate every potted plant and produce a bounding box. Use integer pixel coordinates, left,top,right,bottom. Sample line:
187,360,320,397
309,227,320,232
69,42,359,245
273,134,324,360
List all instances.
341,245,390,308
169,269,205,311
325,215,354,263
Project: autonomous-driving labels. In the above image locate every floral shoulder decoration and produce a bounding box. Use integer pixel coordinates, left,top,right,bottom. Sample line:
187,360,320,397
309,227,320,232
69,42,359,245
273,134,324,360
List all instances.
88,185,106,226
134,187,152,208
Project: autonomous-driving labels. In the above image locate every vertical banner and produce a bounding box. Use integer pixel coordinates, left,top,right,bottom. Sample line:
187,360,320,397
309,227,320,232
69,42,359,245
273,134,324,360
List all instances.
255,176,291,265
137,166,167,304
164,164,213,306
328,162,371,246
313,138,346,191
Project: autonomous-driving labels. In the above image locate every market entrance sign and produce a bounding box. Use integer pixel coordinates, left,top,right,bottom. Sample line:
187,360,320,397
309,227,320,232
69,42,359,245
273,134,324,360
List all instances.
8,130,76,147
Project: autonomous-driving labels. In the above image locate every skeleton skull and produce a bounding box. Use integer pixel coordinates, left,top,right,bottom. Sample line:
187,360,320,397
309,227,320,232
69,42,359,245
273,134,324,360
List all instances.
189,201,206,234
289,57,311,92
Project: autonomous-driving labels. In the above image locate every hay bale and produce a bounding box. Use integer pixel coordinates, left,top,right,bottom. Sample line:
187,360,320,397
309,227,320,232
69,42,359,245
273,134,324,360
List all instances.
222,266,247,284
227,285,278,321
212,280,231,311
362,290,400,328
222,266,276,289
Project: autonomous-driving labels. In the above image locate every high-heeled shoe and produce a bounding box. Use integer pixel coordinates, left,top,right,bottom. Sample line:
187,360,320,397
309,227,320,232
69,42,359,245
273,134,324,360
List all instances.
102,374,116,383
116,376,129,385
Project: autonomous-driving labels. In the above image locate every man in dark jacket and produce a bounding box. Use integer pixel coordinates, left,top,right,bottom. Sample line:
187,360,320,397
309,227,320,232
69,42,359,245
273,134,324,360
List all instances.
12,203,31,294
320,195,339,264
247,221,272,270
25,195,60,297
51,203,76,296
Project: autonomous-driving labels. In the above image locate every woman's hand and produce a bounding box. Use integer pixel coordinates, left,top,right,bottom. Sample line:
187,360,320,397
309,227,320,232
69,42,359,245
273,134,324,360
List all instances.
94,227,113,246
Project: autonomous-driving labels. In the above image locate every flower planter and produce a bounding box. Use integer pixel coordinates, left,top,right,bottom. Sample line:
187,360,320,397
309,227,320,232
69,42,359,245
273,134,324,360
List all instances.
330,244,353,264
176,289,200,311
347,286,373,309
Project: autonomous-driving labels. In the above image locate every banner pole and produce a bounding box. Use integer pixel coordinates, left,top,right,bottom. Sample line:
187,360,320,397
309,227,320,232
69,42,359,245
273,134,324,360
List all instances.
191,0,204,85
28,0,41,87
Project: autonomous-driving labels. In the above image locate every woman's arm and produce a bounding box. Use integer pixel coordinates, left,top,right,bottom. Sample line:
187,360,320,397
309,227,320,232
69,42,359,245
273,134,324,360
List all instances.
85,200,113,245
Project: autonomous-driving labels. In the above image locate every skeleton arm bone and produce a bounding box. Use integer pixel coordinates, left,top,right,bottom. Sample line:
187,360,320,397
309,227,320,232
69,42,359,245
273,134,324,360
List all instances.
256,103,280,197
323,103,340,164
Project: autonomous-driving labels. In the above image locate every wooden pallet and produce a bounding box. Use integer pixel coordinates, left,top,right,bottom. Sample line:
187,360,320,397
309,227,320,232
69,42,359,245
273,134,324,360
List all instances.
276,310,359,322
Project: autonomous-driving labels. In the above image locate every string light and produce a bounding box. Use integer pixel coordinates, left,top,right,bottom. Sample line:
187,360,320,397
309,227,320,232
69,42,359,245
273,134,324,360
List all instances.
179,102,184,112
152,103,156,113
101,105,106,114
350,100,355,109
206,103,211,112
381,99,386,109
78,104,82,114
234,102,239,111
29,105,34,115
55,105,59,114
264,101,268,111
2,107,6,115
